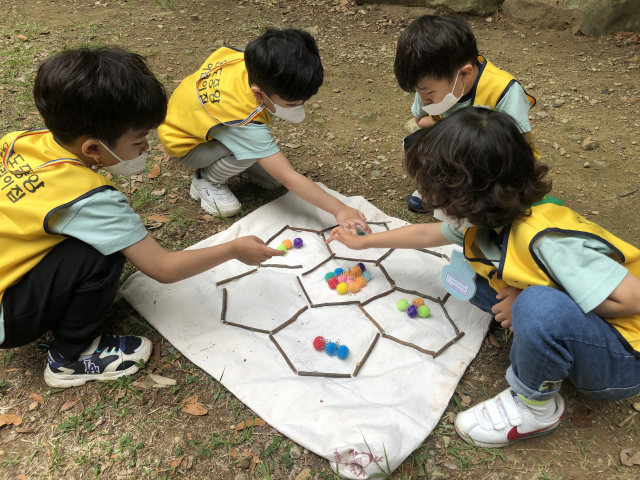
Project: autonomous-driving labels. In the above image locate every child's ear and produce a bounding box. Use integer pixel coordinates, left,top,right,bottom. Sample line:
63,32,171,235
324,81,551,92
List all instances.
460,63,474,84
250,85,264,103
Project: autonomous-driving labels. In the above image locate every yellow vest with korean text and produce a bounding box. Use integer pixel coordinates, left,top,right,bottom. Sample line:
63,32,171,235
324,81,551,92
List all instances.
0,129,116,304
463,200,640,356
158,47,272,158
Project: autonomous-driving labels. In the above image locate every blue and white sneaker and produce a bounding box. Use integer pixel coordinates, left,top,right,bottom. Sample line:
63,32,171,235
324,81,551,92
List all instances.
406,189,429,213
42,334,152,388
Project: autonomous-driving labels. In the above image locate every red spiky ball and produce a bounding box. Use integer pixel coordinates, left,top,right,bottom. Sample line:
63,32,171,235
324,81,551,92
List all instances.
313,336,326,351
327,277,339,290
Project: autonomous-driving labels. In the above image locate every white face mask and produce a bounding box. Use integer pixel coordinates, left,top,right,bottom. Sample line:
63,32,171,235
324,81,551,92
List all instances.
421,70,464,117
97,140,148,176
262,91,306,123
433,208,475,230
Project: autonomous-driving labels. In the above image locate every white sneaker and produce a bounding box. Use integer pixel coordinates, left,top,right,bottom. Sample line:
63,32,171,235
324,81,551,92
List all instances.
454,388,565,448
190,171,242,217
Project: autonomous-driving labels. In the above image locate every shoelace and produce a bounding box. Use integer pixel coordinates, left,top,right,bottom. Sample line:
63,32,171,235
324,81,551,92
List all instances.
97,334,121,355
204,185,234,201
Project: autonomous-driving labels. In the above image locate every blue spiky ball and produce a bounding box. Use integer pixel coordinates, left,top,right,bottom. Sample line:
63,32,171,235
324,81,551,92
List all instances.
407,304,418,318
334,268,344,276
362,271,371,282
325,342,338,356
336,345,349,360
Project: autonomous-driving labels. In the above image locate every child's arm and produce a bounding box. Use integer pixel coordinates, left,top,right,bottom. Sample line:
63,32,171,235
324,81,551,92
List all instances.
592,272,640,318
257,152,372,233
326,222,450,250
122,234,283,284
416,116,436,129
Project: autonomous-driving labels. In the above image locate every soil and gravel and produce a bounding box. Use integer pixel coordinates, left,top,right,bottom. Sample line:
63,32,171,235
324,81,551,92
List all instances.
0,0,639,479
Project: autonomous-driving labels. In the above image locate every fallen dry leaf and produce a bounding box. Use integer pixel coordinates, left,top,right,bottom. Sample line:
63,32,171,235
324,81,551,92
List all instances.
152,339,162,367
147,163,161,179
182,456,193,469
620,448,640,467
488,333,501,348
445,412,456,423
147,215,169,223
230,448,238,459
29,392,44,405
0,414,22,427
60,398,79,412
182,403,208,416
114,390,126,401
571,405,594,427
234,418,266,430
15,426,35,434
459,393,471,407
16,34,28,41
147,373,176,387
201,214,214,221
166,67,173,72
17,475,27,480
169,456,183,467
152,188,165,196
29,401,39,410
182,395,198,405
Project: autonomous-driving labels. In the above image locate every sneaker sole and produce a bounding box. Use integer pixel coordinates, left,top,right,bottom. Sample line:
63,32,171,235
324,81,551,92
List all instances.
454,416,562,448
43,338,153,388
190,184,242,217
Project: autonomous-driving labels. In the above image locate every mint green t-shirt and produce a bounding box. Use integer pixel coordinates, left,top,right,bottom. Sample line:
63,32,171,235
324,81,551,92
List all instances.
0,189,147,344
440,223,628,313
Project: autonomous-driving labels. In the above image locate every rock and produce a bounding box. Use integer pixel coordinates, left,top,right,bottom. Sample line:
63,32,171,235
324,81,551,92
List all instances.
559,147,567,155
185,49,194,54
333,88,340,93
553,99,565,108
584,162,590,167
157,74,169,81
424,462,447,480
591,211,599,215
190,13,199,20
536,111,548,118
237,457,251,469
235,475,248,480
404,118,421,134
582,139,600,151
371,170,381,178
485,16,493,22
633,402,640,412
502,0,640,36
354,0,502,16
295,468,312,480
568,135,584,141
289,445,302,459
303,26,319,37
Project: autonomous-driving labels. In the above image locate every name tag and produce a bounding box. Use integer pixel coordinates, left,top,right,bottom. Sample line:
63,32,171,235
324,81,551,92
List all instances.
441,250,477,301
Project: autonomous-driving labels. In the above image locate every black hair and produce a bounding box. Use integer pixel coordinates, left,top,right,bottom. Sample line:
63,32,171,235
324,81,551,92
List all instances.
394,15,479,92
404,107,551,228
244,28,323,102
33,46,167,147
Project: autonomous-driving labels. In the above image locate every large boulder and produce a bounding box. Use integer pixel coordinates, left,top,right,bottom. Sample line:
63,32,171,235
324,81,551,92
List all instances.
502,0,640,36
354,0,503,16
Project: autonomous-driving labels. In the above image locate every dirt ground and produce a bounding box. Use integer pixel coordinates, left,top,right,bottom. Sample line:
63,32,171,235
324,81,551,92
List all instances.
1,0,640,479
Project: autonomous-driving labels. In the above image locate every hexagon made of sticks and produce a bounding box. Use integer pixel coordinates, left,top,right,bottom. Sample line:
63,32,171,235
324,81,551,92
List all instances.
272,305,380,376
223,268,308,333
298,257,393,306
263,227,333,270
379,248,451,299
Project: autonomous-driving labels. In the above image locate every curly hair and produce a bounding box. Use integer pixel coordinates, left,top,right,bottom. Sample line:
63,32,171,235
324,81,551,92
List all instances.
404,107,552,228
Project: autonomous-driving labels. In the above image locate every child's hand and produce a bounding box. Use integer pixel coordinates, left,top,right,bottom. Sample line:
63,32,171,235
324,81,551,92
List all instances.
232,236,284,265
491,287,522,330
325,226,366,250
335,206,372,234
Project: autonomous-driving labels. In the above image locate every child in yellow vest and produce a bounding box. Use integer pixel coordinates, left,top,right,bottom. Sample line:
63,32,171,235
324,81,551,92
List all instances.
158,28,370,233
0,47,282,389
327,108,640,448
395,15,537,213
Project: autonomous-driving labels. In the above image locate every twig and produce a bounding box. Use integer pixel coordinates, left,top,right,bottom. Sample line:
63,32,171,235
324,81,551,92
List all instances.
333,257,377,264
269,335,297,374
216,268,258,287
288,227,323,234
382,334,435,356
320,224,339,233
619,188,638,198
439,299,460,335
301,253,335,276
296,276,313,305
394,286,439,303
311,300,361,308
358,305,385,333
222,321,271,334
432,332,466,359
321,232,334,255
359,288,395,307
377,263,395,286
415,248,444,259
619,411,638,427
259,264,303,269
297,371,351,378
367,221,389,226
441,293,451,304
271,306,308,334
375,248,394,265
265,224,289,246
353,333,380,377
220,288,227,323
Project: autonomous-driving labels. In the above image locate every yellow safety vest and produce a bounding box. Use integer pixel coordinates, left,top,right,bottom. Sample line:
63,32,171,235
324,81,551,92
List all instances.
158,47,272,158
463,199,640,356
0,129,116,304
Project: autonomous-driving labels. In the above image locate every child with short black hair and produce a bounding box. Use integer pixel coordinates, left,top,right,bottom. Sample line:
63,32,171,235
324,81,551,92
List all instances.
395,15,537,213
327,107,640,448
159,28,370,234
0,47,282,388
